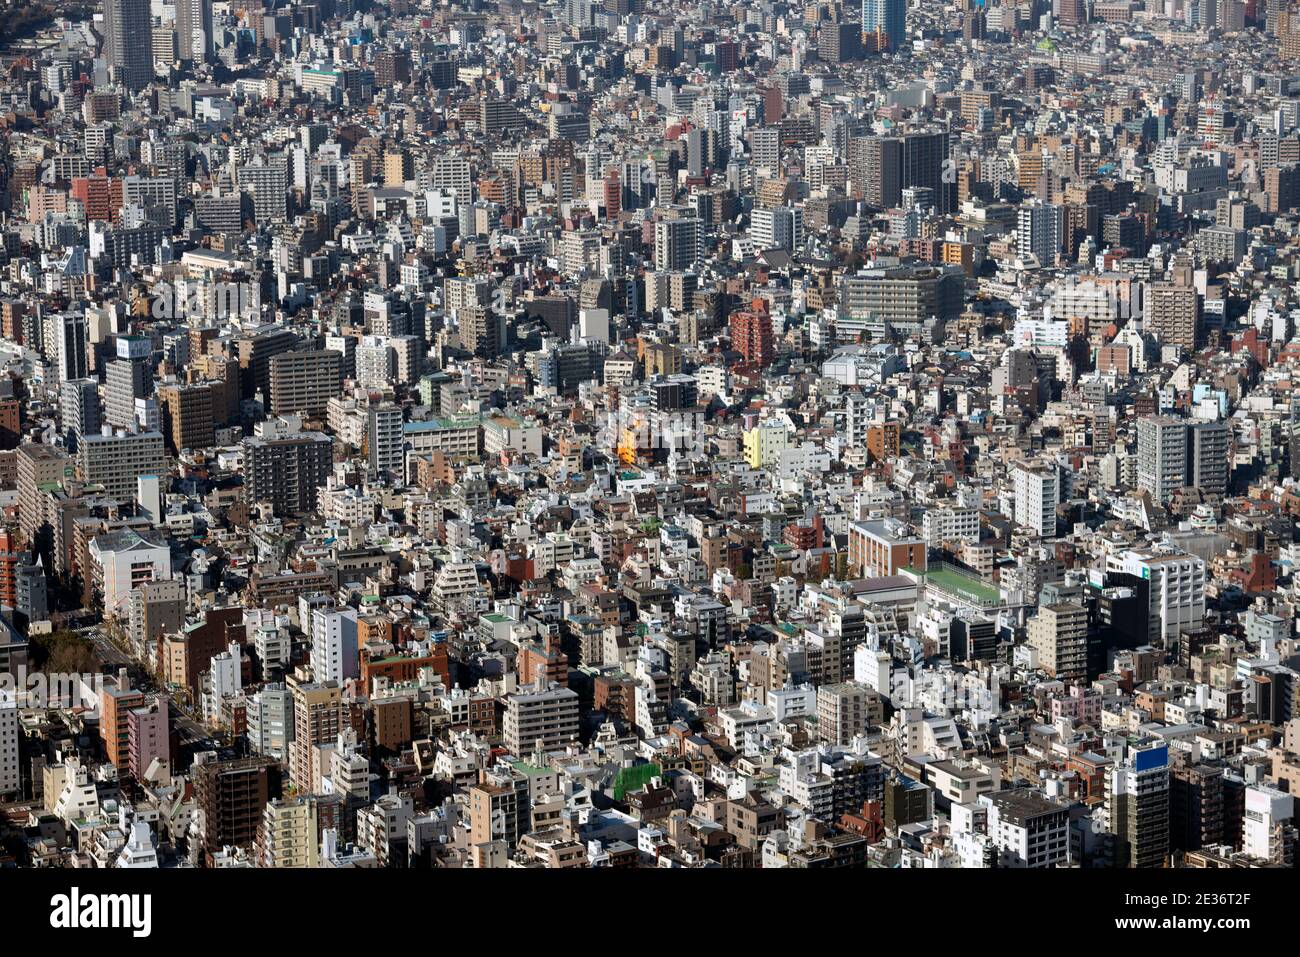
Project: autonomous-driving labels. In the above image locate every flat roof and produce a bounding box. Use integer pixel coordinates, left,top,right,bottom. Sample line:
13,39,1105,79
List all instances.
912,565,1001,606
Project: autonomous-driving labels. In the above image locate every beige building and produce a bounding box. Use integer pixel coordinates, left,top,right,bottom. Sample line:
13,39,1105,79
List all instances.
260,796,320,868
503,684,579,755
289,677,344,793
816,682,883,745
1027,602,1088,683
16,444,70,549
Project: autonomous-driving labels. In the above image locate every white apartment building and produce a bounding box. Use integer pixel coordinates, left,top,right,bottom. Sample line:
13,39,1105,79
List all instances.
311,607,360,685
981,790,1070,868
1114,549,1206,642
1013,462,1058,538
503,684,580,755
922,506,981,547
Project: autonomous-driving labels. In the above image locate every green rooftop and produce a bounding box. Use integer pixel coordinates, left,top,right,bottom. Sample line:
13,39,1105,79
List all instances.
511,761,550,778
909,564,1001,607
613,762,661,801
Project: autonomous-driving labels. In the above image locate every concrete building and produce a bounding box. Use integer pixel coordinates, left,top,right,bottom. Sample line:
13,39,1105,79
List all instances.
816,682,882,745
981,789,1070,868
260,796,320,868
311,607,359,685
77,430,167,503
269,350,343,418
243,432,334,516
1106,743,1171,868
88,528,172,619
1013,461,1058,538
0,692,18,797
1027,602,1088,683
503,684,580,755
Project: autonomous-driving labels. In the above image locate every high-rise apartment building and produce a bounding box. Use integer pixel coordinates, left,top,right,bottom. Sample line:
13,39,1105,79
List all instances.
1137,416,1188,504
1026,602,1088,683
729,306,775,368
100,678,146,770
367,404,404,477
1190,420,1230,496
104,335,153,430
288,678,344,793
750,204,803,252
1016,200,1064,267
1115,548,1207,642
1013,461,1059,538
77,431,167,503
260,796,320,868
1106,743,1171,868
1171,764,1225,853
269,350,343,418
816,682,882,745
158,382,216,453
653,216,701,271
1146,283,1200,351
102,0,153,91
503,684,580,755
862,0,907,51
44,313,88,383
125,696,169,781
310,607,359,686
243,432,334,516
175,0,213,63
193,756,282,867
0,692,20,797
16,444,68,553
851,135,903,209
59,379,102,451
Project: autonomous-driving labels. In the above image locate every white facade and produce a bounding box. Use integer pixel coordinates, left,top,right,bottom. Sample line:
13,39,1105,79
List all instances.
1115,550,1206,642
1013,463,1058,538
89,532,172,618
1243,785,1294,862
311,607,360,685
922,506,981,547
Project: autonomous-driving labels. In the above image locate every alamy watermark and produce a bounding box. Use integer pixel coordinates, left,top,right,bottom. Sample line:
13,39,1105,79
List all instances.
595,409,711,458
0,667,108,709
151,281,259,321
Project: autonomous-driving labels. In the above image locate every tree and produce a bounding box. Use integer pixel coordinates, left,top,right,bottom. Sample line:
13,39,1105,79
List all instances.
29,631,98,675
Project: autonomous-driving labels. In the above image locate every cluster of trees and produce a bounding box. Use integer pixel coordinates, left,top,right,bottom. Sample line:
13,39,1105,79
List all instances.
28,630,97,675
0,3,94,46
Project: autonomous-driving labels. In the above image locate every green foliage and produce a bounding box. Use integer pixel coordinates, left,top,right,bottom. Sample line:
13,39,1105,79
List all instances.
613,762,661,801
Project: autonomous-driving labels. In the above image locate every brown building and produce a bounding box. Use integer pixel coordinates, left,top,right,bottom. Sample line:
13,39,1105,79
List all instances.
161,606,246,696
866,421,901,463
883,776,932,828
16,444,69,553
0,397,19,449
370,696,414,752
1262,164,1299,215
848,519,926,577
725,794,780,850
359,645,450,690
193,756,282,867
518,633,568,688
1171,763,1225,853
99,677,145,770
269,349,343,418
289,677,344,793
1146,283,1200,351
158,381,217,453
469,779,523,848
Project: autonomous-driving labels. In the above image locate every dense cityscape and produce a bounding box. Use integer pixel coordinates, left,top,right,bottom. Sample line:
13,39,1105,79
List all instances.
0,0,1295,877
